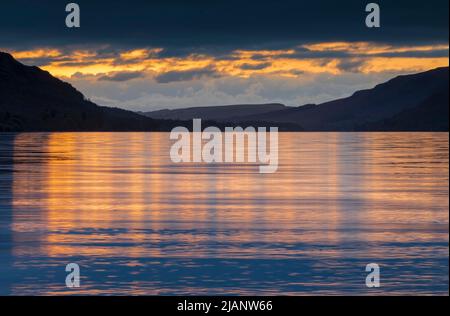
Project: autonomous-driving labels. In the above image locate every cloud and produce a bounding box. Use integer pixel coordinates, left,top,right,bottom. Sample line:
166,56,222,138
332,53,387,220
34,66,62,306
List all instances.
240,62,272,70
58,61,101,67
6,41,447,83
337,59,365,72
98,71,146,82
155,67,221,83
66,70,398,112
370,49,450,58
17,57,60,67
0,0,448,52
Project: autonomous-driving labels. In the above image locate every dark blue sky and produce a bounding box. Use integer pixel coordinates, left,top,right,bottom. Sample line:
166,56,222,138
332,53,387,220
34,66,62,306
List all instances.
1,0,448,52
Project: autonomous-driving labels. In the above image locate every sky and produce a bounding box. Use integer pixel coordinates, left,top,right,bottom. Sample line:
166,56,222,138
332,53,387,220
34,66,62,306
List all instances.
1,0,449,111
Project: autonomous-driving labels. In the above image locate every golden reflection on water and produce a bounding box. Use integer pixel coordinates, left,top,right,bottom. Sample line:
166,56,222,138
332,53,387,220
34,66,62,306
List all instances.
6,132,449,295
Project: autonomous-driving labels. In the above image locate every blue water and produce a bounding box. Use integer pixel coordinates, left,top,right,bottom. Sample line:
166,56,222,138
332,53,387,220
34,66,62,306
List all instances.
0,132,448,295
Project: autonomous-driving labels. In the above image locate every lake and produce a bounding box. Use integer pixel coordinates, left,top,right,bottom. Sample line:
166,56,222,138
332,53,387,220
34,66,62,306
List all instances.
0,132,448,295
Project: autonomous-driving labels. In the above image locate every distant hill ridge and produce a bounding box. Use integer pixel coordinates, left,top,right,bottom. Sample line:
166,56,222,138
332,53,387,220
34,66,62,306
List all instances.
0,52,301,131
143,67,449,131
1,51,448,131
140,103,290,121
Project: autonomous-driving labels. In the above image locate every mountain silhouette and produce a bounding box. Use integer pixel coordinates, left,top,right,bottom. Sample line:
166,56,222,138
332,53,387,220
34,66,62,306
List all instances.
0,52,161,131
141,103,290,121
143,68,449,131
357,90,449,131
234,67,449,131
0,52,302,132
1,51,448,132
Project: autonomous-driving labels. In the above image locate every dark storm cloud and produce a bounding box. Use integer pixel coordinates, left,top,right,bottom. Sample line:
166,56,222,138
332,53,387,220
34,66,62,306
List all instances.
278,49,352,59
17,57,60,67
155,67,221,83
371,49,450,58
0,0,448,53
96,47,122,58
337,59,365,72
250,54,271,61
290,70,305,76
274,45,450,61
58,61,101,67
17,54,80,66
240,62,272,70
98,71,146,82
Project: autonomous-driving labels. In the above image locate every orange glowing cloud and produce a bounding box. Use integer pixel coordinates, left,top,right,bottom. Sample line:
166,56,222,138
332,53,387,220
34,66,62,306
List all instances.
5,41,449,81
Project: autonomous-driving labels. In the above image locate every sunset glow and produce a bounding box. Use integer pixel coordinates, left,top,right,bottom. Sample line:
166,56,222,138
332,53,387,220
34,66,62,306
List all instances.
5,42,448,79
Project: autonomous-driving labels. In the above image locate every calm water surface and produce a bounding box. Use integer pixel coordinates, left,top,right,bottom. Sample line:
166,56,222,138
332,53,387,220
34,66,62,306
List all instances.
0,132,448,295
